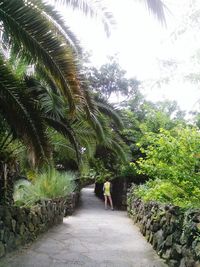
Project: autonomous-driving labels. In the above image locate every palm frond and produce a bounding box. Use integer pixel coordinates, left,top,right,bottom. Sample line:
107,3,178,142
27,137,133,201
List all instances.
96,102,123,130
0,0,84,113
0,57,49,164
44,116,81,163
89,113,105,141
109,139,127,163
54,0,115,36
24,76,66,120
31,0,82,54
35,65,62,95
141,0,167,24
72,120,97,158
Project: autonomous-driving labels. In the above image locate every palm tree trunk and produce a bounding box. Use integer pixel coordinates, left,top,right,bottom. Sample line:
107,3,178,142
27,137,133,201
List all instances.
0,161,14,205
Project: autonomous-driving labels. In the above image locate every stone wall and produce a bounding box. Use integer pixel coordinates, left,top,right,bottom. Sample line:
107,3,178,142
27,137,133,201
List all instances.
64,191,80,216
0,192,80,258
127,188,200,267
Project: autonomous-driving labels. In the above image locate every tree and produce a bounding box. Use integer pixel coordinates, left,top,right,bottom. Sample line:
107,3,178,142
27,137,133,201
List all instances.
0,0,167,205
119,96,187,186
85,57,140,100
135,126,200,207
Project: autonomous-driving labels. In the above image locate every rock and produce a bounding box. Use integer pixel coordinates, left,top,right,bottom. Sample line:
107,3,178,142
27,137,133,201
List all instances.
152,222,160,232
169,206,181,216
15,234,22,246
17,210,26,224
168,259,179,267
160,216,167,226
179,258,186,267
3,228,10,243
28,223,35,232
11,219,16,232
185,259,197,267
165,234,173,247
0,241,5,258
193,242,200,258
173,230,182,242
31,214,39,225
194,261,200,267
149,232,153,244
180,233,187,245
0,220,4,230
19,223,26,236
6,232,16,251
0,230,4,241
154,229,164,251
0,207,4,219
162,249,171,260
171,244,182,259
194,215,200,223
3,209,12,227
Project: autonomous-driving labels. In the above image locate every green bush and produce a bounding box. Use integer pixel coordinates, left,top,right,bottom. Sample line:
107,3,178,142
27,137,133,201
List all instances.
14,168,76,206
135,179,200,208
134,126,200,208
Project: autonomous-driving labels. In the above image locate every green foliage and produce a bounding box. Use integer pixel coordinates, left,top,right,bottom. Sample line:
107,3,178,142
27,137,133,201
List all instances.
85,56,140,100
134,126,200,208
14,168,76,206
120,163,137,178
89,159,113,183
135,179,200,208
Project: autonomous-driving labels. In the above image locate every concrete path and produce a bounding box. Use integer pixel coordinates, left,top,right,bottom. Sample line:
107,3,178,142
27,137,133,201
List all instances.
0,187,168,267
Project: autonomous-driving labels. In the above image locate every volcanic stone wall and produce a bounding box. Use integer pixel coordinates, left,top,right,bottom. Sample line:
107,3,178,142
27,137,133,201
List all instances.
0,192,79,258
127,187,200,267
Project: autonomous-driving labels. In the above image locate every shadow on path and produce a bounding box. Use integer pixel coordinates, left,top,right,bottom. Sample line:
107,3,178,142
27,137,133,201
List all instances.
0,186,168,267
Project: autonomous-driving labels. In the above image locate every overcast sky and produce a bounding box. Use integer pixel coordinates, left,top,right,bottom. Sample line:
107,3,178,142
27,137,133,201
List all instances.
53,0,200,113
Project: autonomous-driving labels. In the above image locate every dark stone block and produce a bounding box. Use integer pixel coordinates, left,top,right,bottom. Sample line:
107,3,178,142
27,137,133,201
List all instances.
0,220,4,230
152,222,160,232
165,234,173,247
154,229,164,251
168,259,179,267
3,228,10,243
193,241,200,258
6,232,16,252
162,249,171,260
171,244,182,260
0,241,5,258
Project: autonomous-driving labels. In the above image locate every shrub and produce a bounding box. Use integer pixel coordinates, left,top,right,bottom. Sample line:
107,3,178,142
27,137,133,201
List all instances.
14,168,76,206
134,126,200,208
135,179,200,208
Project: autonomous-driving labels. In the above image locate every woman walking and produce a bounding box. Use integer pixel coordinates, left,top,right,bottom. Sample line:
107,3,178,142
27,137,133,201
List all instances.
103,178,114,210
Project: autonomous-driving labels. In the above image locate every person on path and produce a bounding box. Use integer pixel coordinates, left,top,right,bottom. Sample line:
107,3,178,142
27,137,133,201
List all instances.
103,178,114,210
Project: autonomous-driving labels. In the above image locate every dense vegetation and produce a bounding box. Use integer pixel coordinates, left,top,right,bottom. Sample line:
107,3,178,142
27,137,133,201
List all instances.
0,0,199,211
14,168,76,206
134,126,200,208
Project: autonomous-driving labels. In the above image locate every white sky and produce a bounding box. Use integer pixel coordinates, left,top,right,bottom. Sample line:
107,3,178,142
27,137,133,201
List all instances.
53,0,200,113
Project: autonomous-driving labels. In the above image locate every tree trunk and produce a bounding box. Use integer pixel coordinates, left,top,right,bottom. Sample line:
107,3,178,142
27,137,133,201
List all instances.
0,161,14,205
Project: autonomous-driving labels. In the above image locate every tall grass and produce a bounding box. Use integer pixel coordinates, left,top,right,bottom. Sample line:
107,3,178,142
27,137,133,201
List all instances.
14,168,76,206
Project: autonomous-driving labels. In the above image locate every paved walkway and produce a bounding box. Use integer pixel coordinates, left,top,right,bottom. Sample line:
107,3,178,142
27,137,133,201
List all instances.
0,187,167,267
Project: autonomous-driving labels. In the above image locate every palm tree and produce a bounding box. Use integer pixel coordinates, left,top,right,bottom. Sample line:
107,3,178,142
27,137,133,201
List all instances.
0,0,166,159
0,0,165,204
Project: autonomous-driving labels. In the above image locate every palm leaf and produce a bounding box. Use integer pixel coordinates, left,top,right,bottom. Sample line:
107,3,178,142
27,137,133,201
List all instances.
141,0,167,24
72,120,97,158
54,0,115,36
24,76,66,120
32,0,82,54
0,56,49,164
0,0,84,113
96,101,123,130
44,116,81,163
